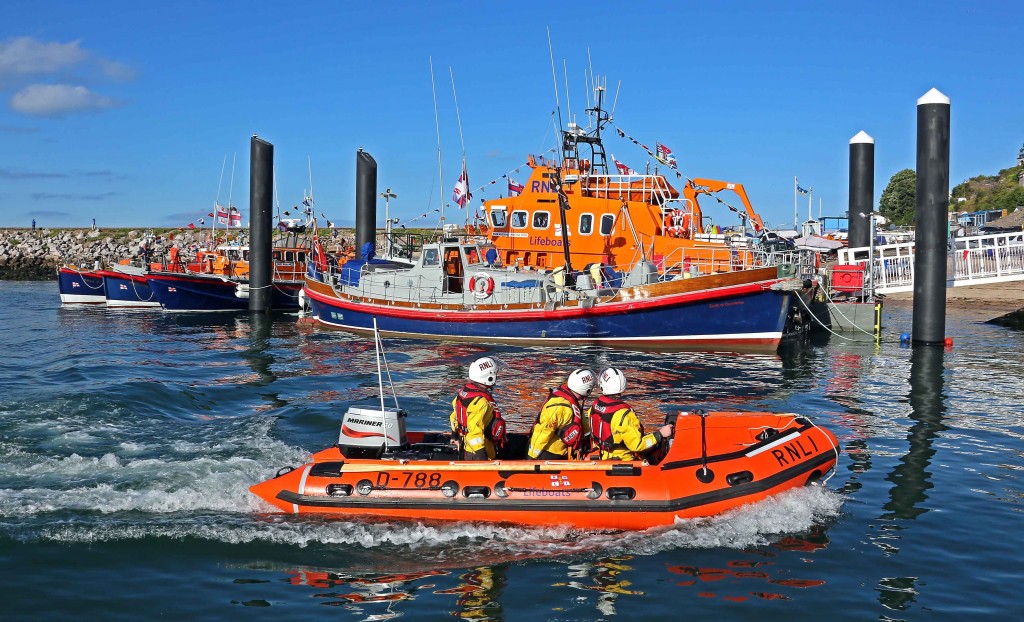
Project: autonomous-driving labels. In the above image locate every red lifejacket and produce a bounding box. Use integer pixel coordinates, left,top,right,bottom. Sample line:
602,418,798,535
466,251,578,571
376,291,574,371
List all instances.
590,395,633,451
538,385,586,448
454,382,494,435
454,382,506,445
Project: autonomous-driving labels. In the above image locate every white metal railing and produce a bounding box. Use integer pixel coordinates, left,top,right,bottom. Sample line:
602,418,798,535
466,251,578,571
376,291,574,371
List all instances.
839,230,1024,294
574,173,675,204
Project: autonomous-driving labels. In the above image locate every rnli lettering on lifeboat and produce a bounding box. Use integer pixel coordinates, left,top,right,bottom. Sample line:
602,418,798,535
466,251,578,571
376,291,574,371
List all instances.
771,436,820,466
530,180,552,193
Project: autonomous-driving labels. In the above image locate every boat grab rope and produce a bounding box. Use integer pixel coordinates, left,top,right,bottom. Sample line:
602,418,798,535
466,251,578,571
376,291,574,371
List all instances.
67,266,105,290
129,275,155,301
746,416,841,486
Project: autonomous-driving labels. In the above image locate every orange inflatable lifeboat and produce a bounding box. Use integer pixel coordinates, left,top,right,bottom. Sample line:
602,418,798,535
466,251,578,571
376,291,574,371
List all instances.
250,406,839,531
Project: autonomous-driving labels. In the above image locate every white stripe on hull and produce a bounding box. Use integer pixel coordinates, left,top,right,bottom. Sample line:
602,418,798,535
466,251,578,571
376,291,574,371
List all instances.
105,299,161,308
60,293,106,304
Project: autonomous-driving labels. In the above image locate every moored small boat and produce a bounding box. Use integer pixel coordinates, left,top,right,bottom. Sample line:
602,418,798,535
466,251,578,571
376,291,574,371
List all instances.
57,265,106,304
251,406,839,530
99,265,159,308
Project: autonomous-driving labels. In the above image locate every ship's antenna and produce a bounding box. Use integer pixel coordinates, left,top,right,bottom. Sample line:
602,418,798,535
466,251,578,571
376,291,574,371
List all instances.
547,27,564,148
450,66,469,225
584,67,592,114
588,48,595,98
272,167,280,224
215,154,226,206
563,58,572,126
222,152,237,241
307,155,314,205
611,79,622,119
214,154,227,242
429,57,445,231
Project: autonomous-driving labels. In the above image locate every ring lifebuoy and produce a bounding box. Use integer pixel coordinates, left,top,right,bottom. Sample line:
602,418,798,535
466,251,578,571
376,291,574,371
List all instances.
469,272,495,299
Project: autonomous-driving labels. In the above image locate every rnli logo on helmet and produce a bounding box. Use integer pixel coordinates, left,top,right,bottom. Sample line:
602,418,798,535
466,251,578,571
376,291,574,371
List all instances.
600,370,612,383
477,360,494,370
580,372,593,385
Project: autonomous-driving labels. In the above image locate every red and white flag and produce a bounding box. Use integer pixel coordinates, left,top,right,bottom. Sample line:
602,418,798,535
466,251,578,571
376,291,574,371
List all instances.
228,206,241,227
612,154,634,175
215,203,229,225
452,163,471,208
508,178,524,196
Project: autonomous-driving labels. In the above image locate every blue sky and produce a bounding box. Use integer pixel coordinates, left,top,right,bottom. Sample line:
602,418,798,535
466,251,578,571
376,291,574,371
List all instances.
1,1,1020,230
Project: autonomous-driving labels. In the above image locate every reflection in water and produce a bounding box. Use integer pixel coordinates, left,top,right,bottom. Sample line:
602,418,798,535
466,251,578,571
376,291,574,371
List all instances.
885,346,949,520
667,528,830,603
555,556,643,616
434,565,508,621
874,345,948,612
285,567,448,617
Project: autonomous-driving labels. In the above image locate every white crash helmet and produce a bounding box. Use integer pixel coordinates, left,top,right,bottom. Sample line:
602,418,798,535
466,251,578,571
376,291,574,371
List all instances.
468,356,498,387
598,367,627,395
566,369,595,396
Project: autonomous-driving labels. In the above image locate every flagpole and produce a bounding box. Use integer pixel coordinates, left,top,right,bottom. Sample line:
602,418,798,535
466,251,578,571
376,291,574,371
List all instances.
793,176,798,229
429,57,445,232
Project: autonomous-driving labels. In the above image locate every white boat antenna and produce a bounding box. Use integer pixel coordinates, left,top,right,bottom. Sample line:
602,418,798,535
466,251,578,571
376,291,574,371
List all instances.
563,58,572,125
215,154,227,206
430,57,445,229
611,79,621,119
588,48,595,98
273,168,280,223
547,27,564,148
372,318,400,450
222,152,237,241
584,67,592,113
307,155,315,206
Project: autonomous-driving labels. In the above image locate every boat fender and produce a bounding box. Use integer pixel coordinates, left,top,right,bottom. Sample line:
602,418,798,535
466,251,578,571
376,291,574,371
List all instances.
276,466,295,478
470,272,495,299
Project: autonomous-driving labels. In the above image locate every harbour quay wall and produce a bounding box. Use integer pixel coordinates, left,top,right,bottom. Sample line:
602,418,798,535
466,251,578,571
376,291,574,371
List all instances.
0,228,204,281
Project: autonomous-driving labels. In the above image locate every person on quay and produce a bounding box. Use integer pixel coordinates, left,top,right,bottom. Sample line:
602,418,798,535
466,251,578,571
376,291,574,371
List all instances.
527,369,595,460
589,368,674,461
450,356,507,460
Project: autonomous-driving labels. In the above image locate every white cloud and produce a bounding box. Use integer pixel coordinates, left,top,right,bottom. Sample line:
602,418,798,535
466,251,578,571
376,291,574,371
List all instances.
0,37,87,79
11,84,120,117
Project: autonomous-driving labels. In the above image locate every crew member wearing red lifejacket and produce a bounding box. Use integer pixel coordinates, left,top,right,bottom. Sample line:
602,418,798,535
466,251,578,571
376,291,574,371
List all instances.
589,368,673,461
527,369,595,460
449,356,507,460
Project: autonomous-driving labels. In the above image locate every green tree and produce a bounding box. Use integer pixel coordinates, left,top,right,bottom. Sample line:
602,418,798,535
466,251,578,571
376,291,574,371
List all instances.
879,168,917,226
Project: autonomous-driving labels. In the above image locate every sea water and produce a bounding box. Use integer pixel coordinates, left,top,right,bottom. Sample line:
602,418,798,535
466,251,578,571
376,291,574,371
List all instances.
1,281,1021,620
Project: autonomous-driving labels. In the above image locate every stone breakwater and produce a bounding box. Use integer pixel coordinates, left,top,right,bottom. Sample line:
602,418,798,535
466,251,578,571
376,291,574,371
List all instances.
0,228,207,281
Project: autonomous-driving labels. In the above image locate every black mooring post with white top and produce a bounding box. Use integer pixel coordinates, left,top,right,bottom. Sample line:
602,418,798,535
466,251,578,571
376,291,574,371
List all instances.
355,149,378,259
912,88,950,346
848,131,874,250
249,135,274,313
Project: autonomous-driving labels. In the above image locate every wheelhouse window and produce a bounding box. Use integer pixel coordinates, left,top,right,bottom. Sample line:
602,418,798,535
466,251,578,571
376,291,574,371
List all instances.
579,213,594,235
532,211,550,229
422,248,439,266
600,214,615,235
511,210,528,229
490,209,507,228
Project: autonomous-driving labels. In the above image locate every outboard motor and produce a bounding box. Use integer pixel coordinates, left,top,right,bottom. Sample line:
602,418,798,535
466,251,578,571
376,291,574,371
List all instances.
337,406,408,458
